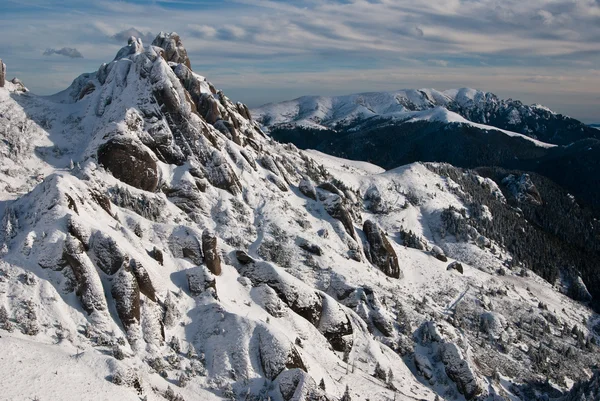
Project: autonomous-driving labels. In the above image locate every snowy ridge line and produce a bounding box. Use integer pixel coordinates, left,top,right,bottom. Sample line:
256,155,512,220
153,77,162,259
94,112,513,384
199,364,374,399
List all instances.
0,31,599,401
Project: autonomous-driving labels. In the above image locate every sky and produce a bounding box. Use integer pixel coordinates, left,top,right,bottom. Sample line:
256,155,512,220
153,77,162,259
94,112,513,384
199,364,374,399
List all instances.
0,0,599,122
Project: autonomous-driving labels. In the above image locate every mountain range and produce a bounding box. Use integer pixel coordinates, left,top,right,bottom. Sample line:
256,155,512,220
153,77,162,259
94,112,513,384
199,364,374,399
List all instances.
0,34,599,401
254,90,600,213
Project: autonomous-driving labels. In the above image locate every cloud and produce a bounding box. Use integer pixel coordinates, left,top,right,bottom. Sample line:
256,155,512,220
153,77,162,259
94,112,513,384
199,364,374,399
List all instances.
43,47,83,58
111,27,155,44
2,0,599,121
429,59,449,67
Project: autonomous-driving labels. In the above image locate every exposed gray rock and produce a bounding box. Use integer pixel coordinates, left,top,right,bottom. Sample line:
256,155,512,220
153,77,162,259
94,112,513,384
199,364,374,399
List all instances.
152,32,191,68
235,250,255,265
89,231,127,275
323,195,356,240
130,259,157,301
447,261,464,274
363,220,401,279
298,179,317,200
414,353,434,380
168,228,203,264
440,343,483,400
111,261,141,328
98,138,158,192
298,238,323,256
62,235,108,314
276,369,318,401
202,230,221,276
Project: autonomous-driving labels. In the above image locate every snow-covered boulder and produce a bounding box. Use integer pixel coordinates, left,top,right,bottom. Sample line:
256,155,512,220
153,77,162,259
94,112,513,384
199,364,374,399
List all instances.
111,261,141,328
299,178,317,200
447,261,464,274
568,275,593,302
431,245,448,262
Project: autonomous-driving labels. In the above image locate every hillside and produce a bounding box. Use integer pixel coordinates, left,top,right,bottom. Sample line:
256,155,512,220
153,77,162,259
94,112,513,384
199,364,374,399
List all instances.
0,34,599,401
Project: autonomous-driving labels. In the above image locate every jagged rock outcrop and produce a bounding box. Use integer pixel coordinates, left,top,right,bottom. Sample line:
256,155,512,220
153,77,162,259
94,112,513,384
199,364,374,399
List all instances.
187,266,217,298
111,261,141,328
98,138,159,192
322,195,356,240
202,230,221,275
89,231,127,275
62,235,108,314
440,343,483,400
0,60,5,88
152,31,191,69
363,220,401,279
130,259,157,301
235,250,255,265
168,228,203,264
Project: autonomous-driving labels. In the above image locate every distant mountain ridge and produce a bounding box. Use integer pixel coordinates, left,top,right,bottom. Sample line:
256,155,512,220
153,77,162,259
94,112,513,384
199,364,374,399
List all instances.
254,89,600,212
254,88,599,146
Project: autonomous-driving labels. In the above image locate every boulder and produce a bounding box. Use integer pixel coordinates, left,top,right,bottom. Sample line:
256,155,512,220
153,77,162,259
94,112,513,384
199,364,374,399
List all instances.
431,245,448,262
202,230,221,275
151,32,191,68
98,138,158,192
447,261,464,274
0,60,5,88
414,353,434,380
363,220,401,279
298,238,323,256
298,179,317,201
235,250,255,265
276,369,318,401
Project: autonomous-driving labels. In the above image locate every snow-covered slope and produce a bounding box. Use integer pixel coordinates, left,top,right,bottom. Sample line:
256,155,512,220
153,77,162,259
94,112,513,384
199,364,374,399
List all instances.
0,34,599,401
253,88,597,147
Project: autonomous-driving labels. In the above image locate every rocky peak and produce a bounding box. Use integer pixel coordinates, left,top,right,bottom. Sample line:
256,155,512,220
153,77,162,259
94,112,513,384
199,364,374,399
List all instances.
152,31,191,69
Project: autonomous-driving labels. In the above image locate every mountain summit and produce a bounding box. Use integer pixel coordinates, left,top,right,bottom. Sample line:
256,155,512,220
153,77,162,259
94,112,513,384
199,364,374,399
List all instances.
1,33,599,401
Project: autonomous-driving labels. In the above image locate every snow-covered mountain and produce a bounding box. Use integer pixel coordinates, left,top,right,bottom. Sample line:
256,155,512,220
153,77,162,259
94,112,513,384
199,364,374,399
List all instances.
253,89,598,146
253,91,600,214
1,34,599,401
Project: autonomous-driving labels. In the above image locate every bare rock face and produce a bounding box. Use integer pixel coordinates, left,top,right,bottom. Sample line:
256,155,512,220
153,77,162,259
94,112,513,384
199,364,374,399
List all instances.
568,275,593,302
112,262,141,328
62,235,108,314
323,195,356,240
130,259,157,301
151,32,191,69
440,343,483,400
89,231,127,275
363,220,401,279
202,230,221,275
98,138,158,192
0,60,5,88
